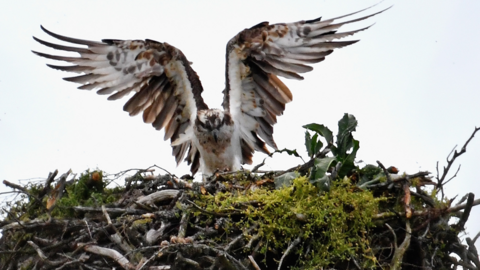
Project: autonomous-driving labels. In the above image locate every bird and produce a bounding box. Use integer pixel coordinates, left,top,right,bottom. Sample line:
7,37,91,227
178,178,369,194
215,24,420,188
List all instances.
32,5,387,177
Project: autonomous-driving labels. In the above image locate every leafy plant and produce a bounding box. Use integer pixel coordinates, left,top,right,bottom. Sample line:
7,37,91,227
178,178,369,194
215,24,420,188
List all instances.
303,113,360,191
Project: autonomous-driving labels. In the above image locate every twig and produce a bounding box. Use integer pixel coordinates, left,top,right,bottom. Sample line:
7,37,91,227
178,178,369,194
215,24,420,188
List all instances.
472,231,480,244
28,240,48,260
177,211,190,239
1,217,82,230
150,165,175,177
177,252,201,269
390,221,411,270
38,169,58,198
278,236,302,270
251,158,266,173
55,253,89,270
225,224,258,252
102,205,133,253
248,255,261,270
136,251,161,270
246,233,261,250
107,165,169,181
3,180,45,209
403,181,412,219
455,193,470,206
442,164,461,186
81,243,135,270
431,247,438,268
102,205,113,225
449,259,477,270
376,160,392,183
73,206,147,215
28,240,67,266
221,251,248,270
374,197,480,220
385,224,398,249
215,254,238,270
0,191,19,196
437,127,480,197
192,244,248,270
275,158,315,177
350,255,362,270
420,222,430,239
171,177,193,189
466,237,480,269
448,198,480,214
83,218,93,240
146,221,168,245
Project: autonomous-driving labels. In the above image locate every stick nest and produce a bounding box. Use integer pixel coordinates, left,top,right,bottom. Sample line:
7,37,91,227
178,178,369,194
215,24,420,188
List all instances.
1,161,479,270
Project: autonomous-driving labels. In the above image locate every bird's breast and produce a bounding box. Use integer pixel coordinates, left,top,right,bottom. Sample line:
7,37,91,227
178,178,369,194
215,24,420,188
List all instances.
193,123,240,175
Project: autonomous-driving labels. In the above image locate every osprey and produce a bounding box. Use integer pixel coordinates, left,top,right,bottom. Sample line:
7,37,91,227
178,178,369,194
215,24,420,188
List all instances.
33,6,386,177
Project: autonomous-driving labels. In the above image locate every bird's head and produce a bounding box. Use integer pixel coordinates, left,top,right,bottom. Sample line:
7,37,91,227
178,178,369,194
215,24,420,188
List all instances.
195,109,234,143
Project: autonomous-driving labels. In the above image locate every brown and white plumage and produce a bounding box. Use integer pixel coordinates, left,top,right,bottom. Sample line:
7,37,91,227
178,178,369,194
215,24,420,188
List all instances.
33,6,387,176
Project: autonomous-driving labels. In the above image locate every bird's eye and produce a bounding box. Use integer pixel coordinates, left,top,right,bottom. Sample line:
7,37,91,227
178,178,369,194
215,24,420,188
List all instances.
195,117,207,129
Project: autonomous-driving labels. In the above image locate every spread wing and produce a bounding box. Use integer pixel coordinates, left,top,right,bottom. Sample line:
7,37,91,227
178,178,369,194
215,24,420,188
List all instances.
223,6,389,164
33,26,208,174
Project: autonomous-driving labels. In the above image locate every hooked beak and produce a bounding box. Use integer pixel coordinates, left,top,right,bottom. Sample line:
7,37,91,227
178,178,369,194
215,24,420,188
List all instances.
213,131,218,143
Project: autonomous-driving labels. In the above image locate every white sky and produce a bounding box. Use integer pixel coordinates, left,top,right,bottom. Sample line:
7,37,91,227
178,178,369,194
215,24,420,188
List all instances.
1,0,479,251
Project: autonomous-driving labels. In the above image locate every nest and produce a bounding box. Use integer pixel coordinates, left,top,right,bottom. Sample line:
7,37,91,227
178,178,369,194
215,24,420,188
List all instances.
1,122,479,270
0,163,478,270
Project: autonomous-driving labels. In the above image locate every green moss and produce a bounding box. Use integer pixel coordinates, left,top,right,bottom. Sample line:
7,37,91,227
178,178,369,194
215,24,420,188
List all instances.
195,176,384,269
2,169,124,220
359,164,382,179
1,182,47,222
48,170,123,218
132,218,153,226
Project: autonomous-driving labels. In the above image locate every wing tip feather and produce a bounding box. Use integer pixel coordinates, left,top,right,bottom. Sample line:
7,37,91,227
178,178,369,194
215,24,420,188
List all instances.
38,25,105,46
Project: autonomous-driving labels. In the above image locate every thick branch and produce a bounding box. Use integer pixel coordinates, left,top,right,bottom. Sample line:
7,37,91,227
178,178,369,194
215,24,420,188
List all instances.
136,189,180,205
81,243,135,270
455,193,475,231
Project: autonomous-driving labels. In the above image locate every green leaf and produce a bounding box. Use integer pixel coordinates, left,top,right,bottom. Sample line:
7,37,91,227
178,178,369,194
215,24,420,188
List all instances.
312,133,322,157
310,157,336,192
337,139,360,177
305,131,323,158
274,171,300,189
303,123,334,146
336,114,358,158
305,131,313,157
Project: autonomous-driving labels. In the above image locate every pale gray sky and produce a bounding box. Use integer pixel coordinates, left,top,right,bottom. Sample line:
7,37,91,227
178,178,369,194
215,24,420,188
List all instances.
1,0,479,250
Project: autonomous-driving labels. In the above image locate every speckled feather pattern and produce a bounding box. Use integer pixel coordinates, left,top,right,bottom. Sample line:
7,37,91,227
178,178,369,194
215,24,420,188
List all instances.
33,5,388,176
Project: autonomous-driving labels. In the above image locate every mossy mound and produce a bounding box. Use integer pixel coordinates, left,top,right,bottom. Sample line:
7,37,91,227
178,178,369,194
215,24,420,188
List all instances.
195,176,382,269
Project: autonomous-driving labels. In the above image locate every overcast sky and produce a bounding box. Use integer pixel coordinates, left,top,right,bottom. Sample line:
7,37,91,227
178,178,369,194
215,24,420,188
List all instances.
1,0,479,249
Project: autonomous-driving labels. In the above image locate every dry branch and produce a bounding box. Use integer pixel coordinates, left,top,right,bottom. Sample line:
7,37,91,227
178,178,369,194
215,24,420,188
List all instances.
136,189,180,205
81,243,135,269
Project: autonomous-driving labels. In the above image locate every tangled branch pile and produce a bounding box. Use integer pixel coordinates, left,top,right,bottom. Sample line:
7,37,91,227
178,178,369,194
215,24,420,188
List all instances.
1,115,479,270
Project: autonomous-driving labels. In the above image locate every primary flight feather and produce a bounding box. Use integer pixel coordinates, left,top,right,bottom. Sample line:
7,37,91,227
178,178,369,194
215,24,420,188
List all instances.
33,6,387,177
